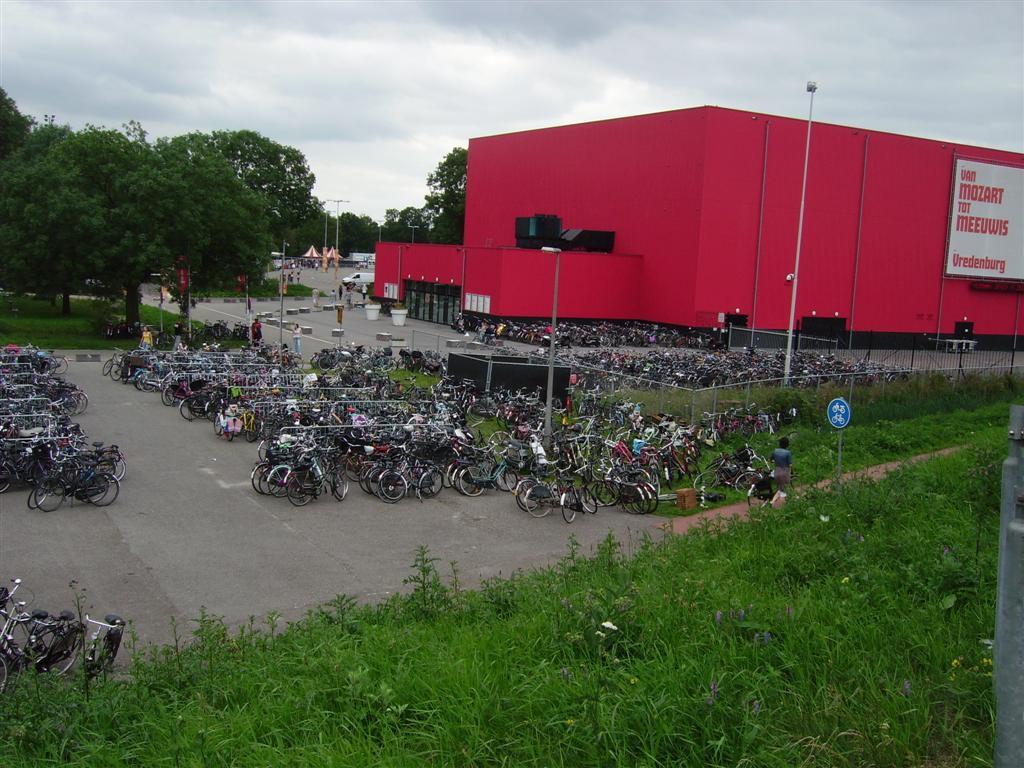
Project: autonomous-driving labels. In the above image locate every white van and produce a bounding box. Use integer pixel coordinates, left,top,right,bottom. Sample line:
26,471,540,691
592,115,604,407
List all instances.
341,271,375,286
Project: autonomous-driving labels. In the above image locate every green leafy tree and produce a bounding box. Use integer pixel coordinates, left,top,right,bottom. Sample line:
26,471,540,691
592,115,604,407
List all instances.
382,206,433,243
0,87,32,162
208,130,319,237
152,133,270,314
423,146,467,244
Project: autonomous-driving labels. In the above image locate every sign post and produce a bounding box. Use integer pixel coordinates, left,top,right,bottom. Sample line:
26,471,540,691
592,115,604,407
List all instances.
827,396,852,479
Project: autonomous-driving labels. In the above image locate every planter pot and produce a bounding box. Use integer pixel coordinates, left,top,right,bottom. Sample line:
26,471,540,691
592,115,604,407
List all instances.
391,308,408,327
364,304,381,321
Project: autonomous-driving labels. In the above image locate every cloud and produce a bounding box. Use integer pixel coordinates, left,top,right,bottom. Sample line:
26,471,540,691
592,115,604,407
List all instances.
1,0,1020,221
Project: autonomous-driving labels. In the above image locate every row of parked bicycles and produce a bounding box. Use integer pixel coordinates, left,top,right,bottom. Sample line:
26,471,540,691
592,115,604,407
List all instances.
564,348,902,389
1,346,126,511
452,314,717,349
0,577,124,693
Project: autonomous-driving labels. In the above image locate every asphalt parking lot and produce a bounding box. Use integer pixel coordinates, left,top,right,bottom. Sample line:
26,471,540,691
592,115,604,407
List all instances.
0,351,660,649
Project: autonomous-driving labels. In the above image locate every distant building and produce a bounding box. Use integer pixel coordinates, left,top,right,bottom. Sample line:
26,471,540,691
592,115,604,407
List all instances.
374,106,1023,346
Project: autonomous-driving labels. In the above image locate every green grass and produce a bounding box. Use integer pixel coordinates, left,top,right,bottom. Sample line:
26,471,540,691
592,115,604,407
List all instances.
0,295,121,349
0,421,1003,765
199,278,313,298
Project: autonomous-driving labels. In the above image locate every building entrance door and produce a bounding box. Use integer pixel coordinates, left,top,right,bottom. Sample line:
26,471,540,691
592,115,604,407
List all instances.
403,281,461,325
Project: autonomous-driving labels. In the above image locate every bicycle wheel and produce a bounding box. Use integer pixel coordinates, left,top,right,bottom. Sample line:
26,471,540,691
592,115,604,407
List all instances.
416,469,443,499
33,478,66,513
592,479,620,508
579,484,598,514
39,623,84,675
101,357,115,377
513,477,539,512
0,461,11,494
330,471,350,501
0,654,8,693
524,483,553,518
87,474,120,507
640,482,660,514
244,418,261,443
267,465,291,498
496,464,519,493
251,462,271,495
86,627,123,677
560,488,578,524
731,469,761,493
377,471,407,503
179,397,197,421
286,474,313,507
455,468,484,497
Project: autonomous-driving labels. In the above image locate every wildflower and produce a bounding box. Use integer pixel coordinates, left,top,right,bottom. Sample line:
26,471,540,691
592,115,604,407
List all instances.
595,630,606,638
737,609,746,621
566,718,575,726
901,679,911,697
951,658,961,668
751,699,761,715
762,631,772,644
819,514,830,522
629,677,638,685
706,679,719,706
785,605,794,618
982,657,992,666
560,667,572,681
714,610,723,626
841,576,850,584
601,621,618,631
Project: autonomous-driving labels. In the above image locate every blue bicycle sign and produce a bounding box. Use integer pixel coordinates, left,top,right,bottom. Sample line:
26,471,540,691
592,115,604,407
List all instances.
827,397,852,429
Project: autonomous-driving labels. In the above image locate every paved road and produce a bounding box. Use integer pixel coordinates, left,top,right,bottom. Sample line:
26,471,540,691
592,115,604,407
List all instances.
0,356,659,648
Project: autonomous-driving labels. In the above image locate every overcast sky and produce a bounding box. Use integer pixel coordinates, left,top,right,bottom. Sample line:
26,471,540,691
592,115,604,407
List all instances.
2,0,1021,222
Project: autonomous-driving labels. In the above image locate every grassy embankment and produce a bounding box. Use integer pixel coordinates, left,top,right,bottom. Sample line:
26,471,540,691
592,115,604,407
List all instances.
0,395,1009,765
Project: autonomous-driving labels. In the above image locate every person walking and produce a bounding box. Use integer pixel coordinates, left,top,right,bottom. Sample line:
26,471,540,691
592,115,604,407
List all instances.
140,326,154,349
312,288,320,309
292,323,302,356
771,436,793,496
360,284,367,306
251,318,263,347
172,321,184,352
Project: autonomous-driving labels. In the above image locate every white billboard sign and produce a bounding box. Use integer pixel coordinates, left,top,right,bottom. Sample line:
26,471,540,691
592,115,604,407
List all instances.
946,158,1024,281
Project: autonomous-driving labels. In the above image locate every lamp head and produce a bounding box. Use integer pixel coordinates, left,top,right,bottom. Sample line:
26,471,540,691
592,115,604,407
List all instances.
806,81,818,93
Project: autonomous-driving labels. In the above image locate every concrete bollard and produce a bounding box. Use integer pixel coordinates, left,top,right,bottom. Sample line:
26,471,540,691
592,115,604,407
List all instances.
301,326,313,335
331,328,345,337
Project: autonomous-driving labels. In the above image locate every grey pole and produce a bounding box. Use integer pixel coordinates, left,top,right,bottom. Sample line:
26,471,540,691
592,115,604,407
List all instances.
996,405,1024,766
275,242,288,354
783,81,818,387
542,246,562,447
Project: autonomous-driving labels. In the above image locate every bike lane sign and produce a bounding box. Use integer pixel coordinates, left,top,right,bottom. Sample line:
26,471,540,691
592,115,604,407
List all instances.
827,397,852,430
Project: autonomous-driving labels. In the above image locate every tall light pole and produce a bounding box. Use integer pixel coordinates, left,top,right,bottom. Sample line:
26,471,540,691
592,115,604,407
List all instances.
272,242,288,354
782,81,818,387
377,222,383,243
542,246,562,447
323,198,349,254
409,225,419,244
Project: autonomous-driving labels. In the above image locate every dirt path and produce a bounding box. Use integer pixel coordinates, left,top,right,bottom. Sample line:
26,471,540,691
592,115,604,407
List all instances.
659,446,962,536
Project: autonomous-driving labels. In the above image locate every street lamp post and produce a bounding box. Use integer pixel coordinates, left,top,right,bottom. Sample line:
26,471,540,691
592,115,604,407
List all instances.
782,81,818,387
541,246,562,447
272,242,289,354
409,225,419,244
377,222,383,243
150,273,164,335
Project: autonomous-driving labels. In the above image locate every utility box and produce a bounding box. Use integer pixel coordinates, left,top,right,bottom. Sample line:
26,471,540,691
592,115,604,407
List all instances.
336,306,344,324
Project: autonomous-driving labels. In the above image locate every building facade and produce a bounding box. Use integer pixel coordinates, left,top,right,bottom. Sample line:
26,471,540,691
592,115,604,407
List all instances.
374,106,1023,345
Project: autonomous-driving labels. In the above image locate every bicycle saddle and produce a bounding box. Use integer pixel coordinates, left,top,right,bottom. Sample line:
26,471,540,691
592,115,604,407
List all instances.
31,609,49,620
59,609,75,621
104,614,125,625
92,441,105,449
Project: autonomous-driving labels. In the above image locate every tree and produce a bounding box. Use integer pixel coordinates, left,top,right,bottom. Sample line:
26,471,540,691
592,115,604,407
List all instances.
0,88,32,162
423,146,467,245
381,206,433,244
208,130,320,237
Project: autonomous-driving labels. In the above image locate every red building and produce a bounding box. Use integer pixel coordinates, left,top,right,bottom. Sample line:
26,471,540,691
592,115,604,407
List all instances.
375,106,1024,345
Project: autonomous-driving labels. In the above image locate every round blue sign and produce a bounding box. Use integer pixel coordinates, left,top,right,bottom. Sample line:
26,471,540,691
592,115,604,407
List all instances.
827,397,852,429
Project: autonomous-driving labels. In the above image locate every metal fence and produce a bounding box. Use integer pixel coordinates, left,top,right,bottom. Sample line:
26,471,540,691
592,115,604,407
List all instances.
572,361,1024,426
729,325,839,353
